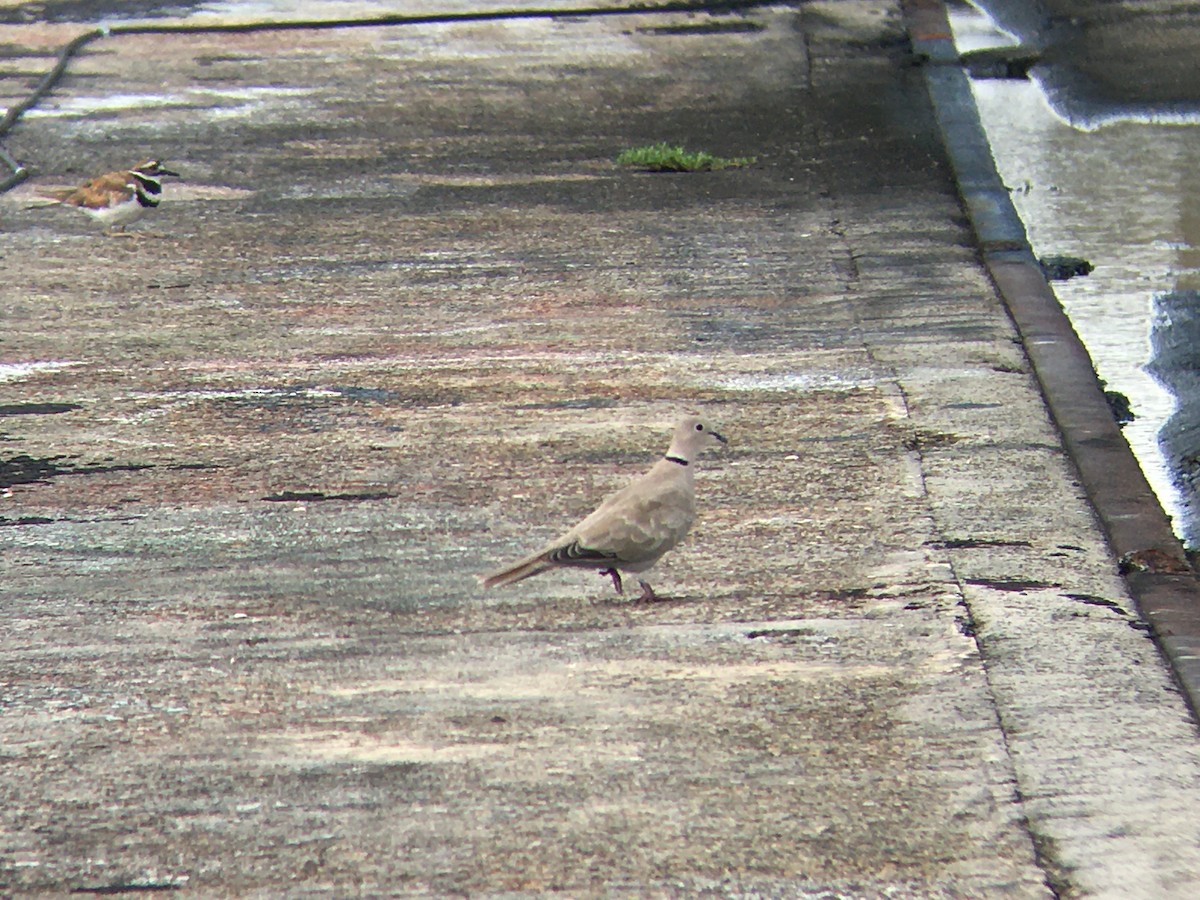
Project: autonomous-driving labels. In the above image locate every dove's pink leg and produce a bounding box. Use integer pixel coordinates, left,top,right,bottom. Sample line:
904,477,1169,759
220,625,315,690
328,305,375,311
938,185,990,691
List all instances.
599,568,623,594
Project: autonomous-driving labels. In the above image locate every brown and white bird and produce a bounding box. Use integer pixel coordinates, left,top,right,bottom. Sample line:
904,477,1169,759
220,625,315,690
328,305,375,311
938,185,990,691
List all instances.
480,416,727,600
43,159,180,233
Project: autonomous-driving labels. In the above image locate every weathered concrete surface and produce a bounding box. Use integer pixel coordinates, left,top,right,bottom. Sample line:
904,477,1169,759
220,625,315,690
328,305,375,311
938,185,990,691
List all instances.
3,0,1200,895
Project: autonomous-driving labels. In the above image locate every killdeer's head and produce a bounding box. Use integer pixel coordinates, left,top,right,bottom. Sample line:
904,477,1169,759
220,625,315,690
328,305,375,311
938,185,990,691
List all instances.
130,159,180,180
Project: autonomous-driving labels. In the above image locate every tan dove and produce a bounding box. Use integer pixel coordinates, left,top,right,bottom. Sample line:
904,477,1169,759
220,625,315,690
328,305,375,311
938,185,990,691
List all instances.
480,416,727,600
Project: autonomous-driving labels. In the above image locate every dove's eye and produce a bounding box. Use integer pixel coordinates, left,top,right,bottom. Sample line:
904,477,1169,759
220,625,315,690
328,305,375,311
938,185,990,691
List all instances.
695,423,704,431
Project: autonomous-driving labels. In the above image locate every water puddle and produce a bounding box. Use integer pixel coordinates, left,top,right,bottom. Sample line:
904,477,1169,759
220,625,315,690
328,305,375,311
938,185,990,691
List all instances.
0,360,80,382
950,2,1200,543
705,370,881,394
24,85,313,119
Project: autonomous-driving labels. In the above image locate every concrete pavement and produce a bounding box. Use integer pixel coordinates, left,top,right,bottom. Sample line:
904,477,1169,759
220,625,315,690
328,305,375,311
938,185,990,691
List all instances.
3,0,1200,895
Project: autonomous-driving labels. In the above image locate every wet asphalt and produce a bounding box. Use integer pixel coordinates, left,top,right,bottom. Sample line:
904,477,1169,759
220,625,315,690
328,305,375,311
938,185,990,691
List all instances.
4,0,1200,896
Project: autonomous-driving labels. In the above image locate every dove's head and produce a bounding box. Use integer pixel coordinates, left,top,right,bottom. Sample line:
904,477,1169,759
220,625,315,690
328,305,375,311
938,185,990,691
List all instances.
668,415,727,462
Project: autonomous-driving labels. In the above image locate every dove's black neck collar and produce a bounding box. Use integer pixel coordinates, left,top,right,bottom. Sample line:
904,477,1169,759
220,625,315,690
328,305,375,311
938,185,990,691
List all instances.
664,455,689,467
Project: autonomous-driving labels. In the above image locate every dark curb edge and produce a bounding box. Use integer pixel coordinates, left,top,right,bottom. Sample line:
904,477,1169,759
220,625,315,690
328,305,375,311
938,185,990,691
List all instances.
902,0,1200,723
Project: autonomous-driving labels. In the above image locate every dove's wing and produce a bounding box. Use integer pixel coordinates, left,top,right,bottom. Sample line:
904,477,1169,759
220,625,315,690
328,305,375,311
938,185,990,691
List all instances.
565,462,696,569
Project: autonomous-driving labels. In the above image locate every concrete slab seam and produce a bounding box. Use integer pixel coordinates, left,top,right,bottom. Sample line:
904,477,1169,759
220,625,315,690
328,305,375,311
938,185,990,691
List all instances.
901,0,1200,722
883,363,1066,897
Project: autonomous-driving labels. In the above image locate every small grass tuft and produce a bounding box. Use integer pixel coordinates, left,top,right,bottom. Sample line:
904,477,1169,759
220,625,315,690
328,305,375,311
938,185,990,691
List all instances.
616,142,755,172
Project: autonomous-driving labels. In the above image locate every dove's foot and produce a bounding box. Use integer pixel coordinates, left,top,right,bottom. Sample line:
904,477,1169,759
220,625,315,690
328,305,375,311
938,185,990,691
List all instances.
600,567,624,594
637,579,658,602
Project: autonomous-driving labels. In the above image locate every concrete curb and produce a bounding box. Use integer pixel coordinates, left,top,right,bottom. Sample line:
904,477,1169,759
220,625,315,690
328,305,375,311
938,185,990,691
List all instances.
902,0,1200,722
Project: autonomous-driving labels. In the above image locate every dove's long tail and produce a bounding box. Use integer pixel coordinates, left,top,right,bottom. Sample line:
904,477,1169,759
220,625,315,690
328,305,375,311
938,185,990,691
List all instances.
479,538,616,588
478,551,554,589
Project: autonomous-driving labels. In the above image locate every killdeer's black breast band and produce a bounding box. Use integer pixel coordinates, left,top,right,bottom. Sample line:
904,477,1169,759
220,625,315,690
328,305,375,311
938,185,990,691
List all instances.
131,173,163,195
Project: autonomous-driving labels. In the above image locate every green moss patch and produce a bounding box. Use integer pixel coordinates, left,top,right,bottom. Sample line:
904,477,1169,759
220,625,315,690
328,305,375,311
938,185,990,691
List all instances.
617,143,755,172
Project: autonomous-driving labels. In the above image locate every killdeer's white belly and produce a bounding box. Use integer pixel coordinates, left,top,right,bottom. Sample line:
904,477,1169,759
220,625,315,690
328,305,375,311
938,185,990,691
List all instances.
85,195,150,229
